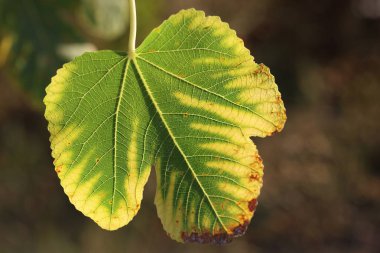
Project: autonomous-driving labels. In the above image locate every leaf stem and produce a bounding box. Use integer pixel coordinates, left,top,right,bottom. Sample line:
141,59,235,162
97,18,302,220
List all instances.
128,0,137,57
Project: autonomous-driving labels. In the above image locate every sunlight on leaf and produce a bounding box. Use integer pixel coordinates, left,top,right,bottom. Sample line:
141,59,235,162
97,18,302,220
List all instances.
44,9,286,244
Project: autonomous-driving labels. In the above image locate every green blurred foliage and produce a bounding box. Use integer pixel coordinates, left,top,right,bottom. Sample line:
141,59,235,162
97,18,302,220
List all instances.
0,0,81,100
0,0,162,101
80,0,130,40
0,0,380,252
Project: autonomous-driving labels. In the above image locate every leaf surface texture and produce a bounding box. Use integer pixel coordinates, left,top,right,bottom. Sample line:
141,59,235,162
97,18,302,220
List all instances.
44,9,286,243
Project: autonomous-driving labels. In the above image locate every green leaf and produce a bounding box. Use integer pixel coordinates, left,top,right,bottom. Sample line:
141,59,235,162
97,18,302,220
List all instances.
44,9,286,244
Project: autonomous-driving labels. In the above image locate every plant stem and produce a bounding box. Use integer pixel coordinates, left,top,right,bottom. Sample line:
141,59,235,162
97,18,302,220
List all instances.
128,0,137,57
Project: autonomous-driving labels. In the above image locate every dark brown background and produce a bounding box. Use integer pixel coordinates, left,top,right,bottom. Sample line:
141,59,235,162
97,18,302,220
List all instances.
1,0,379,252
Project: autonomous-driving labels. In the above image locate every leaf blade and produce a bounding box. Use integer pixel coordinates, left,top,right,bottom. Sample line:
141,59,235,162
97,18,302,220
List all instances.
44,8,286,244
135,9,286,243
44,51,156,230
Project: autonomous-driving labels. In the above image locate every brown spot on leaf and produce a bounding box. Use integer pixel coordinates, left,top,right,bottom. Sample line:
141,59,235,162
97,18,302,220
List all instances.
238,214,247,222
55,165,62,174
248,199,258,212
180,221,250,244
249,155,263,168
249,173,260,182
96,158,100,164
233,221,250,237
258,63,272,79
181,231,231,244
256,155,263,163
183,112,189,118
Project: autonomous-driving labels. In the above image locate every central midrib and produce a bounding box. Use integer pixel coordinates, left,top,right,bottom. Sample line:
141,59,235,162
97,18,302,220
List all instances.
111,58,131,223
132,56,228,233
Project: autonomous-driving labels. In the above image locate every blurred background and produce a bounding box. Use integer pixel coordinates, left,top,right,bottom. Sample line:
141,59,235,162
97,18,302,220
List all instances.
1,0,379,252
